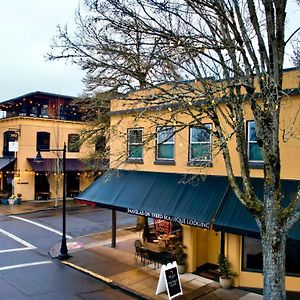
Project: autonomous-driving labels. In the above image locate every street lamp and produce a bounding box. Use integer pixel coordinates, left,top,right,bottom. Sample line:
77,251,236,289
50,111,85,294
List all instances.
35,143,70,260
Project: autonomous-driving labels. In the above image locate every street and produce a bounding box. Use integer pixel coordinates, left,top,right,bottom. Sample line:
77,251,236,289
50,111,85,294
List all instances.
0,206,137,299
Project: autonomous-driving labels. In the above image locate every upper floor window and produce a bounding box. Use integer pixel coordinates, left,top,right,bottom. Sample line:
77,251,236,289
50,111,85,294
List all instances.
189,124,212,162
3,130,18,157
37,131,50,151
156,127,175,160
68,134,80,152
247,121,263,163
127,128,143,160
95,135,106,153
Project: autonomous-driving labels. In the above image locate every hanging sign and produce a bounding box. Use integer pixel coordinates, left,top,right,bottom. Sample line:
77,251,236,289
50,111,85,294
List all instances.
156,262,183,299
154,218,172,235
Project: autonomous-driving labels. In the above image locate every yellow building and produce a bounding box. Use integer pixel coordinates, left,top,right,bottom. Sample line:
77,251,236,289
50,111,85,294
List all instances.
0,91,95,201
77,68,300,291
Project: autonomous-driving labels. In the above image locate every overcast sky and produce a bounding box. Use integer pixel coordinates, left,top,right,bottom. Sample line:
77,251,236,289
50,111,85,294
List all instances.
0,1,299,101
0,0,85,100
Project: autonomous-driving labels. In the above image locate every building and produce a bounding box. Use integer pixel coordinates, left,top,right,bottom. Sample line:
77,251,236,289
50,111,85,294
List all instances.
0,91,95,201
77,68,300,291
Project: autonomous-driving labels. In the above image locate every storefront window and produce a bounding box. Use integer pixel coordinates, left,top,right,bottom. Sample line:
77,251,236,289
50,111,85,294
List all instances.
242,236,300,276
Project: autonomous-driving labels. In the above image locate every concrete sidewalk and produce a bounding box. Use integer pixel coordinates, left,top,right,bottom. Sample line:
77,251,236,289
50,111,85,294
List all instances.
49,229,262,300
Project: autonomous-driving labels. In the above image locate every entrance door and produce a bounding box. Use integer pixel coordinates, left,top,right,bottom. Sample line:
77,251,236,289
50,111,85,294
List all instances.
35,173,50,200
66,172,80,197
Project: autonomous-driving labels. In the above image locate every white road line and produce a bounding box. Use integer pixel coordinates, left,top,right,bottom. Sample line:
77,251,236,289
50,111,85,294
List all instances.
0,261,52,271
0,228,36,249
0,247,34,254
10,216,72,239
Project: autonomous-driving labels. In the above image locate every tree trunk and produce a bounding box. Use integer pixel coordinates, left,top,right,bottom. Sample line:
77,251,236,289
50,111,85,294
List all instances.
260,201,287,300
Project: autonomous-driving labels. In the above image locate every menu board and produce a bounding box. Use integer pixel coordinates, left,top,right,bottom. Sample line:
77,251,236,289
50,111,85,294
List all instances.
156,262,183,299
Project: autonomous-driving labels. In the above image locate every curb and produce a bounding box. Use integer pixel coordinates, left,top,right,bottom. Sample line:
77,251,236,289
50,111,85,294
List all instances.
61,260,149,300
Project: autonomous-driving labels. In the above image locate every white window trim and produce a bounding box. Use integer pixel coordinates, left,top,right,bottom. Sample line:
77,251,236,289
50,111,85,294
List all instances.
127,128,143,159
156,126,175,160
189,124,212,162
247,121,263,163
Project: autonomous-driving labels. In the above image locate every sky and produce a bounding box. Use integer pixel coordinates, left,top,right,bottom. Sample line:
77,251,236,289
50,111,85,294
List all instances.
0,1,299,101
0,0,85,100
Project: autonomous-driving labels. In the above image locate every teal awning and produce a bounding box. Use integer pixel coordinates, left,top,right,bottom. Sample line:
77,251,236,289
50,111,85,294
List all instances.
213,178,300,240
76,170,229,228
76,170,300,240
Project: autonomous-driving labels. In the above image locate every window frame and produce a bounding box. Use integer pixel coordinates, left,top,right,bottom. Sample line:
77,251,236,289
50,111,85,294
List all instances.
127,128,144,161
247,121,263,165
189,124,212,163
156,126,175,161
68,134,80,153
36,131,50,151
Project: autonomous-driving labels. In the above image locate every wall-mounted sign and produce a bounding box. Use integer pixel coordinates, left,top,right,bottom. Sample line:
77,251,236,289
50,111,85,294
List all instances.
156,261,183,299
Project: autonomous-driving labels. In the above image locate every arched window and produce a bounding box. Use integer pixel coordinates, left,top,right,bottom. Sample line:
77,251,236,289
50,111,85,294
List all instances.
3,130,18,157
36,132,50,151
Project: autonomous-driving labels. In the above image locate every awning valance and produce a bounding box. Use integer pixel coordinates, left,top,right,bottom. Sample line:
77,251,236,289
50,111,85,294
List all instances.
27,158,88,172
76,170,229,228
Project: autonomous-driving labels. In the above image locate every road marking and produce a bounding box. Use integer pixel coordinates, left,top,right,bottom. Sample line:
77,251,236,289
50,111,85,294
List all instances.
0,228,36,249
10,216,72,239
0,247,34,254
0,261,52,271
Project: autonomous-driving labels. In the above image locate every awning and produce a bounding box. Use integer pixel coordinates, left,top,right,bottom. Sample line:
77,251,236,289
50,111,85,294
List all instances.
76,170,229,228
27,158,88,172
0,157,15,169
213,178,300,240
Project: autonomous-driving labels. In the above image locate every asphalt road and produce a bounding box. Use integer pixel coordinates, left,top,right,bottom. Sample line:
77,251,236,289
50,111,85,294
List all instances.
0,207,137,299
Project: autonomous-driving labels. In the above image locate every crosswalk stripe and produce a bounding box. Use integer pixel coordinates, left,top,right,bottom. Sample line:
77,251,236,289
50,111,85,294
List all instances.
0,261,52,271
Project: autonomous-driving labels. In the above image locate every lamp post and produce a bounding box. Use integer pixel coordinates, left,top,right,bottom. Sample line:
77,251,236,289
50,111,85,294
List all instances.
35,143,70,260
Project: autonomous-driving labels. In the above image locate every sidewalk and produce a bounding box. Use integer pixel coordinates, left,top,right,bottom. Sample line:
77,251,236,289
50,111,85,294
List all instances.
49,228,262,300
0,200,262,300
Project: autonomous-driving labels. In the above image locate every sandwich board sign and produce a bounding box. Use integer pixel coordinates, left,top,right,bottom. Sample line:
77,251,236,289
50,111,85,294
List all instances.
156,261,183,299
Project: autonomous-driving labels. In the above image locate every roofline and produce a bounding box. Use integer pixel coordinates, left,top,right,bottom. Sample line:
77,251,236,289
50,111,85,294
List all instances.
0,91,77,104
108,87,300,117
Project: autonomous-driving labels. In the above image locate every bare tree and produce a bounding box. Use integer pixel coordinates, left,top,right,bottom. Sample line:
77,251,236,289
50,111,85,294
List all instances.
49,0,300,298
100,1,299,299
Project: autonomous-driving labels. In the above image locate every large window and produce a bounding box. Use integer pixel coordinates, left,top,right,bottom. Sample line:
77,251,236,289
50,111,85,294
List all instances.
68,134,80,152
36,132,50,151
95,135,106,153
189,124,212,162
242,236,300,276
127,128,143,160
247,121,263,163
156,127,175,160
3,130,18,157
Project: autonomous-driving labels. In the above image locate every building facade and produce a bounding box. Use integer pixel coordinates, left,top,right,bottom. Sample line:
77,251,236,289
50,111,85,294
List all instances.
77,68,300,291
0,91,95,201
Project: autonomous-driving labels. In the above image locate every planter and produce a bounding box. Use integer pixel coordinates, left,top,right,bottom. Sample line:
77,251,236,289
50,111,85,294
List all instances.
219,276,233,289
177,264,186,274
8,198,15,205
16,198,22,205
1,199,8,205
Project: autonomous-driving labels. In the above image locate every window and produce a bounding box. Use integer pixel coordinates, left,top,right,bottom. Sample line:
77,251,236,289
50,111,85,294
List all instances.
95,135,106,152
3,131,18,157
36,132,50,151
156,127,175,160
247,121,263,163
242,236,300,276
68,134,80,152
189,124,212,162
127,129,143,159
